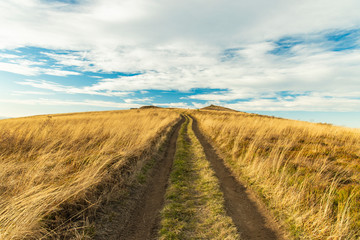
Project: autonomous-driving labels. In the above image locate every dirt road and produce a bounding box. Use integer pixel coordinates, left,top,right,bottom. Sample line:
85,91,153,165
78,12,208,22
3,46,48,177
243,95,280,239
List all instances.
117,117,185,240
97,114,286,239
191,116,286,240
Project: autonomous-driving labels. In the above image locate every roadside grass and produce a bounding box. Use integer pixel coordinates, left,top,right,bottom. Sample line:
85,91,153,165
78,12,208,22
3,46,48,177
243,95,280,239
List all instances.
191,110,360,239
0,109,180,239
159,115,240,240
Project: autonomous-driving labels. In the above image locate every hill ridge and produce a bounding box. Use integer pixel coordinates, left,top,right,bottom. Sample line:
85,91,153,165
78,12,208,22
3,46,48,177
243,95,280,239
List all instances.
200,104,238,112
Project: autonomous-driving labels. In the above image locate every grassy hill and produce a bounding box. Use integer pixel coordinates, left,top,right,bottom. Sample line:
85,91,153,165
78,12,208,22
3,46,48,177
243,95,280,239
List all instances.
0,107,359,239
200,104,239,112
0,109,180,239
190,109,360,239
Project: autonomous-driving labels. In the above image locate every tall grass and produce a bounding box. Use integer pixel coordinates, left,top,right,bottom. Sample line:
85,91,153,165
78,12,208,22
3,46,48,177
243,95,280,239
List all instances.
191,110,360,239
0,109,180,239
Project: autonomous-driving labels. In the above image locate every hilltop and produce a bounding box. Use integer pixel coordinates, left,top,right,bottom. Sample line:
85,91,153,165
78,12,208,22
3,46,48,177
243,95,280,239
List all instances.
200,104,238,112
139,105,161,109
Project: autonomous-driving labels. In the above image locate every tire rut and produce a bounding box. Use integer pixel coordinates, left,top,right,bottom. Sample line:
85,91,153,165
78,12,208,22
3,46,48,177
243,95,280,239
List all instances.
190,115,287,240
107,116,185,240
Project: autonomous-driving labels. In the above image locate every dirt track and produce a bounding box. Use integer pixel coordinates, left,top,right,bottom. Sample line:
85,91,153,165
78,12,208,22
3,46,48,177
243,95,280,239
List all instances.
97,115,286,239
117,117,185,240
191,116,286,240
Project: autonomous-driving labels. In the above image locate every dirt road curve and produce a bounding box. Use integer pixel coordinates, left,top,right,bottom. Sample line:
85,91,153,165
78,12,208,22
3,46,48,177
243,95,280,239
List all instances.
191,116,286,240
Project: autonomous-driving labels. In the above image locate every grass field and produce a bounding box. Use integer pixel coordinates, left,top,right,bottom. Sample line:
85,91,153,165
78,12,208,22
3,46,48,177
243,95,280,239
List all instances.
0,109,180,239
1,106,360,239
191,109,360,239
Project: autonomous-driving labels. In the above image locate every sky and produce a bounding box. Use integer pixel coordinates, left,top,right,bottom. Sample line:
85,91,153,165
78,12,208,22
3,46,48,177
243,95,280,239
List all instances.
0,0,360,128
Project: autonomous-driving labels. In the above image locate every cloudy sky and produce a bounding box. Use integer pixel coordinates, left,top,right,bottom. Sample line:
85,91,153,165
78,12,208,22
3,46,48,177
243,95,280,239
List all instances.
1,0,360,127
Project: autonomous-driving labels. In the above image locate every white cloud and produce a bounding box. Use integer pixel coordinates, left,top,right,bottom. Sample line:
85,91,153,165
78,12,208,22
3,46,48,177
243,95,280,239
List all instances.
12,91,52,96
0,62,40,76
42,68,81,77
226,95,360,112
41,51,97,72
0,97,193,110
0,98,140,108
187,89,261,101
17,80,131,97
155,102,193,108
1,0,360,112
0,53,21,59
91,0,150,23
123,97,153,103
0,59,81,76
1,0,359,49
191,102,207,109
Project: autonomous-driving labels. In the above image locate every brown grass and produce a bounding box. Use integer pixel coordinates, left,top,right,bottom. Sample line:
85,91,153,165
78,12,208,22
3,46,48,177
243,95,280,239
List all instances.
0,109,180,239
190,109,360,239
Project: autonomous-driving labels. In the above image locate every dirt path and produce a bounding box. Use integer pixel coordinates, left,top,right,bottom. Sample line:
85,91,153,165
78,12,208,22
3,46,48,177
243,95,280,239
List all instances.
159,116,241,239
94,117,184,240
190,116,286,240
116,117,185,240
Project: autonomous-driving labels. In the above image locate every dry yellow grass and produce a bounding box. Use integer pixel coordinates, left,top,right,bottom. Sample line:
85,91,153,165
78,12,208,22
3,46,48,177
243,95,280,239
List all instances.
0,109,180,239
190,110,360,239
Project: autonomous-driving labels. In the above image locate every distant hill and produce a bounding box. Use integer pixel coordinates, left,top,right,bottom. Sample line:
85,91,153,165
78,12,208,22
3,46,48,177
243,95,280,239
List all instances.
200,105,238,112
139,105,161,109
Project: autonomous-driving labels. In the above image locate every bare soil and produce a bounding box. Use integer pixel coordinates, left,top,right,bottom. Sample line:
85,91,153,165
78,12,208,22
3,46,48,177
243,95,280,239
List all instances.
94,117,184,240
191,116,287,240
117,117,184,240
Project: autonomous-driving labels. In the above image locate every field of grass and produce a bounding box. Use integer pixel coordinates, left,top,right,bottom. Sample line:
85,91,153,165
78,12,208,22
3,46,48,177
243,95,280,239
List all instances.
159,115,240,239
2,106,360,239
0,109,180,239
191,110,360,239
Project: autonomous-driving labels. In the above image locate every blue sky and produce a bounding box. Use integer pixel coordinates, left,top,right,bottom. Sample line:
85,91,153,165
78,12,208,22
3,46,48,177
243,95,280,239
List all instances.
1,0,360,128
